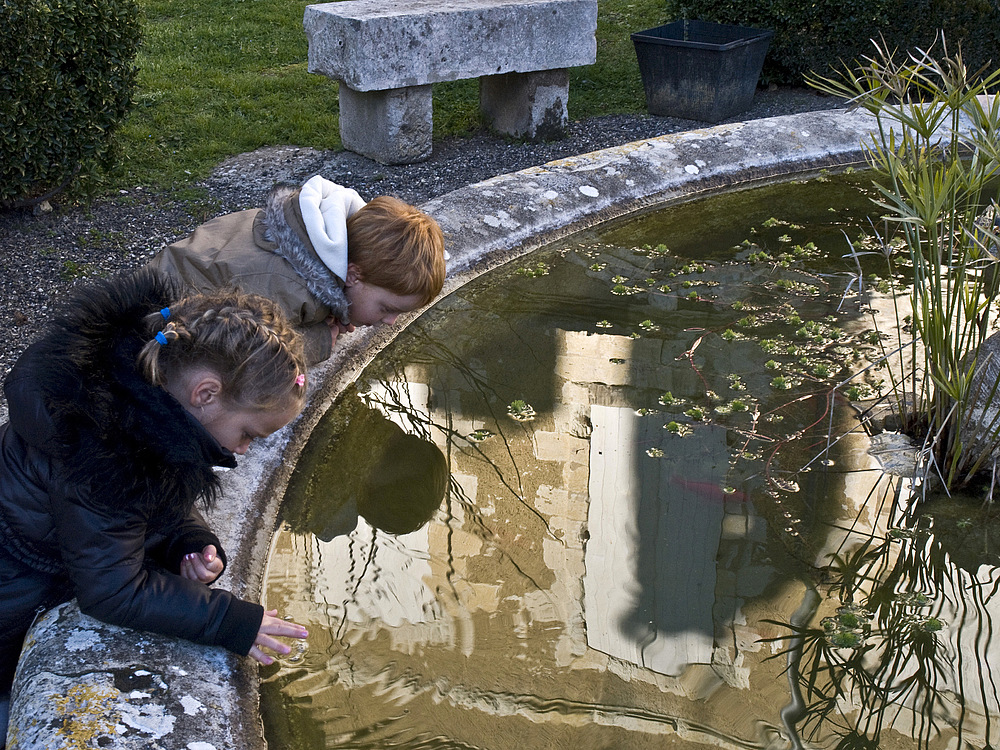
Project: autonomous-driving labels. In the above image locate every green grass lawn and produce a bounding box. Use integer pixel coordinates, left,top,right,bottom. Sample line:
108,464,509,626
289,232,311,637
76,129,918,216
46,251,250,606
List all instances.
113,0,670,188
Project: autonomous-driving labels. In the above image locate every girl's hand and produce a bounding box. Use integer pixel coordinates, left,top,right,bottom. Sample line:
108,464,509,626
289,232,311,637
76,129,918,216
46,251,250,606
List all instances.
250,609,309,666
179,545,224,584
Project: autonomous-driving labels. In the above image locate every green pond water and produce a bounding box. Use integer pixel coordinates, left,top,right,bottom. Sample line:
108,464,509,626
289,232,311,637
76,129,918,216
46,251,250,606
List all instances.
261,172,1000,750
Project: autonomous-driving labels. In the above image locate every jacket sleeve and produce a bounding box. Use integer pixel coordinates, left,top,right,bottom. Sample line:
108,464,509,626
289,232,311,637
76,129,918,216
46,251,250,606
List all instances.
52,483,262,656
153,508,229,576
302,321,333,366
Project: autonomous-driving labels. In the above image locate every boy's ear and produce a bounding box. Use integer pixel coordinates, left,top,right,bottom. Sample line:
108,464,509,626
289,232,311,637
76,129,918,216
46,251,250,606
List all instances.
345,263,364,287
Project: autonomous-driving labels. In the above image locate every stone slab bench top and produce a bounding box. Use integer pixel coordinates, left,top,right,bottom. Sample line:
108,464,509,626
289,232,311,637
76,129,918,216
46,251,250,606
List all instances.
304,0,597,91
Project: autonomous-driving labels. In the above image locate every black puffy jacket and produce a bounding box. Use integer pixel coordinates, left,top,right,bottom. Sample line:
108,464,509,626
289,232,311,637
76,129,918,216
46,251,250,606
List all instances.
0,271,263,655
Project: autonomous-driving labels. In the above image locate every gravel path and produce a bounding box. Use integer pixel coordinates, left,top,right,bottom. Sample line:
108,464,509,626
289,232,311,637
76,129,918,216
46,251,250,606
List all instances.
0,86,842,394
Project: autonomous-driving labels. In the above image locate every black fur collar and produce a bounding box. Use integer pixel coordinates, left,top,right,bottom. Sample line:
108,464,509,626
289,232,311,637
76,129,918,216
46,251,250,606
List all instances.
4,270,235,516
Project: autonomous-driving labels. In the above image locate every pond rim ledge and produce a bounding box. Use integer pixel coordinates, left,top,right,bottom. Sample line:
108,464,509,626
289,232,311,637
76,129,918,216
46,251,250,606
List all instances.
8,106,882,750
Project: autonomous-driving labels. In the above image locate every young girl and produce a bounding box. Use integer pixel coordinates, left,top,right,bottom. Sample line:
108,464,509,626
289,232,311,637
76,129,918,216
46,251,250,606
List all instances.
0,269,310,710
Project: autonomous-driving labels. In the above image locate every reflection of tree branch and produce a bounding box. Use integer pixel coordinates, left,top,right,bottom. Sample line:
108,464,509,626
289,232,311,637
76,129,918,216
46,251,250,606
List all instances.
344,375,561,603
336,527,379,642
362,365,558,542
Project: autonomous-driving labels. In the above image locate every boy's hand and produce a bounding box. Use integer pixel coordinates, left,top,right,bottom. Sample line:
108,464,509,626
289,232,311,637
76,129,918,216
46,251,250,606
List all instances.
325,315,356,348
179,544,224,584
250,609,309,665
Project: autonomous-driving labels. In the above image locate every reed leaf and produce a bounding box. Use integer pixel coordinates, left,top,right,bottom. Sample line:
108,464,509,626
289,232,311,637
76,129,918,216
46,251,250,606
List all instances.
810,36,1000,490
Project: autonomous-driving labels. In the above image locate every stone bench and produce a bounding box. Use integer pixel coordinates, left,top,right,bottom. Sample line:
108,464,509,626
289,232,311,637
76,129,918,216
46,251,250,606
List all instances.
303,0,597,164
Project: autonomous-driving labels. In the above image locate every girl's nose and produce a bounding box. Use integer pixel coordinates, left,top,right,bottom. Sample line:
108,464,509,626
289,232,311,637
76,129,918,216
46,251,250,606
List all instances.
234,441,251,455
382,314,399,325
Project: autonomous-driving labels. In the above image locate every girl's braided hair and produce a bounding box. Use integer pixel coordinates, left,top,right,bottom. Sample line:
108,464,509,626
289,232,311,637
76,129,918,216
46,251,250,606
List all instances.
138,290,306,412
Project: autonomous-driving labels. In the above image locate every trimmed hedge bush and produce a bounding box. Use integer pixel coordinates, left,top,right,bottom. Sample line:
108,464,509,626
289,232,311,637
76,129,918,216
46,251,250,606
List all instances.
0,0,140,207
662,0,1000,86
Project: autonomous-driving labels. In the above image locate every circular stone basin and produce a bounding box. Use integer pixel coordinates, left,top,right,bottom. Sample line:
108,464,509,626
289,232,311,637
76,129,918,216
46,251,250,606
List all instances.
262,167,1000,749
11,108,902,750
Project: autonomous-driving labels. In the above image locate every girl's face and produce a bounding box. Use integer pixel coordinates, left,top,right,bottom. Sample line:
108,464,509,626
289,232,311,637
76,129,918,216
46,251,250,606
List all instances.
164,367,303,455
198,398,302,455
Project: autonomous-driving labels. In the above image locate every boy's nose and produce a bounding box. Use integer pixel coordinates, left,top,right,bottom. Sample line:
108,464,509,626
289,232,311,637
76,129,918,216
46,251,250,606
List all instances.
382,314,399,325
233,441,251,455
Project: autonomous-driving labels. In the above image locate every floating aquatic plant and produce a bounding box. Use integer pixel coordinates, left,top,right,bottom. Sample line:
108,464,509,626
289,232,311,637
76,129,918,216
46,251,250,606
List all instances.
770,376,792,390
467,429,494,443
790,241,818,257
595,319,613,329
896,591,932,608
515,261,550,278
916,617,943,633
506,400,536,422
664,421,692,436
844,383,876,401
715,399,751,415
646,447,664,458
634,243,669,258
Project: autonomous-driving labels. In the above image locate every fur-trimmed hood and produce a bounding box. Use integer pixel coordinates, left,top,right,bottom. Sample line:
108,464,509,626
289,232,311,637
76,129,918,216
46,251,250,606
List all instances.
3,269,236,519
261,183,352,323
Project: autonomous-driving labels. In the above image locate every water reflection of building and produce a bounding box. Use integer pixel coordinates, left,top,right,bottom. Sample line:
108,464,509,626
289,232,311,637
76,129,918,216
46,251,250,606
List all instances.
266,323,991,748
267,326,816,748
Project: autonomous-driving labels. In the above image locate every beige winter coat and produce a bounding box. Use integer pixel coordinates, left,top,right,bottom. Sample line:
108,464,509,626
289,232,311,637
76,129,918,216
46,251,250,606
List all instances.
148,186,349,365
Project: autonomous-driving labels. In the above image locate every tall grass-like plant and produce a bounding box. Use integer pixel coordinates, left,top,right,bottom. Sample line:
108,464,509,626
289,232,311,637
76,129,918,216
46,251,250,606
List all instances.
808,39,1000,490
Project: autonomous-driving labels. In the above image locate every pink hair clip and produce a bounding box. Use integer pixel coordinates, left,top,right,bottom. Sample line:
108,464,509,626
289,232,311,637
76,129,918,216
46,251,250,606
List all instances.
295,374,306,387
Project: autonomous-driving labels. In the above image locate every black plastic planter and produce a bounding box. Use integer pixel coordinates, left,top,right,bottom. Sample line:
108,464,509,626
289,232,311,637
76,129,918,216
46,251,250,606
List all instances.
631,20,773,122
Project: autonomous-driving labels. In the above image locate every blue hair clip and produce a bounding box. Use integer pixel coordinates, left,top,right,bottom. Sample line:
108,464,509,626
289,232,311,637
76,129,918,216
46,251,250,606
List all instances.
160,307,171,320
155,331,169,346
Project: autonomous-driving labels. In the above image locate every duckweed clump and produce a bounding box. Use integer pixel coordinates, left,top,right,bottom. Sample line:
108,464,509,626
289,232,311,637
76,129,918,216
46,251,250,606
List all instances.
507,400,536,422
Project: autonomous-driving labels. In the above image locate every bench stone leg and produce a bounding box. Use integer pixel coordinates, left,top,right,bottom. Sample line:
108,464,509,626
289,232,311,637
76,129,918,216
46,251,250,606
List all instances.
480,69,569,141
338,84,433,165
